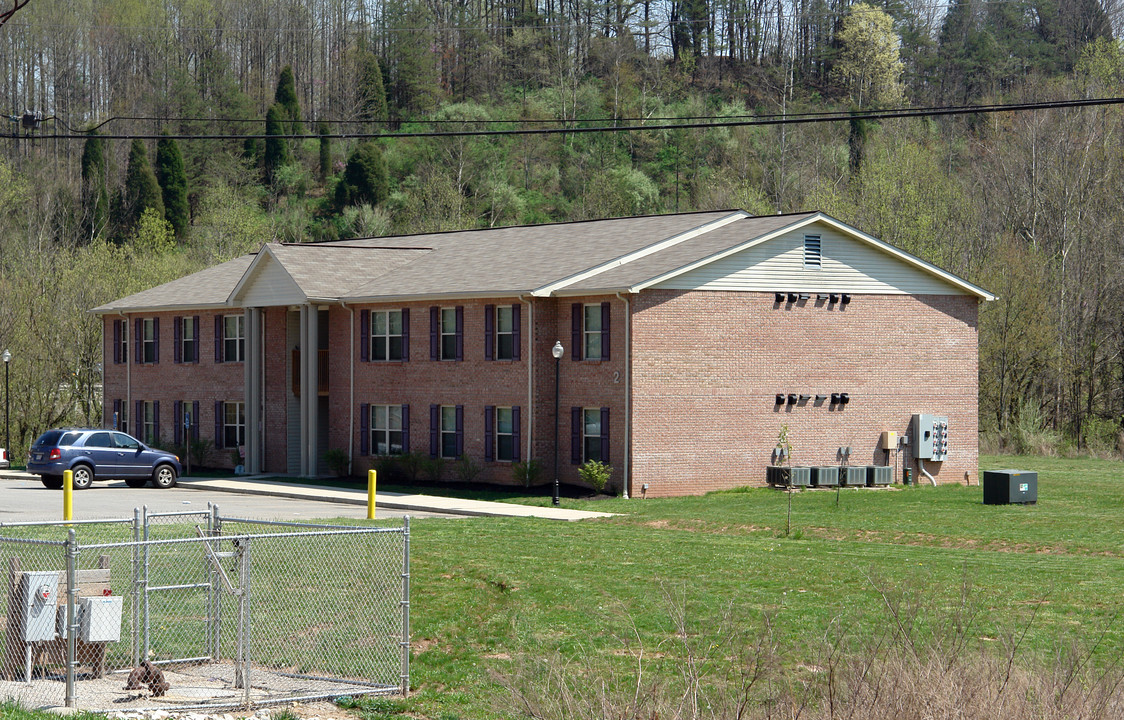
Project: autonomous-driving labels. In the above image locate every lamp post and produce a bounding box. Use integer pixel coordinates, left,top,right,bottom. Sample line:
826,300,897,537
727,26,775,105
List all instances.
2,349,10,456
551,340,563,506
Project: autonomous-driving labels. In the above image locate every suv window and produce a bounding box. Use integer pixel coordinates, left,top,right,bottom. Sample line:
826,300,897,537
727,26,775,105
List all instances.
60,432,83,446
113,433,141,450
34,430,64,447
85,432,114,448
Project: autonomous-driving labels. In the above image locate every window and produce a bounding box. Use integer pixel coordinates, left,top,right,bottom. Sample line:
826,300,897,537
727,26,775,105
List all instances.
571,302,610,361
495,407,515,461
440,308,457,360
583,408,602,462
496,306,514,360
803,234,822,270
224,401,245,449
141,401,156,445
176,316,198,363
142,318,157,363
440,405,458,458
371,405,404,455
173,400,199,445
86,432,113,449
113,320,128,365
113,432,140,450
372,310,405,361
112,399,127,433
223,315,245,362
572,407,609,464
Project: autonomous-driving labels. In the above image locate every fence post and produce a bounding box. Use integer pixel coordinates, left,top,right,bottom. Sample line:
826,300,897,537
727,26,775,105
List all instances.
65,528,77,707
132,507,141,667
142,505,151,661
400,515,410,697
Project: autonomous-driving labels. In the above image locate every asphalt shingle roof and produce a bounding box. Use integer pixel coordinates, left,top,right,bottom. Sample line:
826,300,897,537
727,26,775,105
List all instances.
92,255,255,313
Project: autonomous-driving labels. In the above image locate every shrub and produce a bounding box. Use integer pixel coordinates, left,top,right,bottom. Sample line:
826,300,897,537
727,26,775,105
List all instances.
1013,397,1062,455
421,456,445,483
323,448,351,478
578,459,613,495
454,454,482,483
397,452,425,483
372,454,401,482
512,459,542,488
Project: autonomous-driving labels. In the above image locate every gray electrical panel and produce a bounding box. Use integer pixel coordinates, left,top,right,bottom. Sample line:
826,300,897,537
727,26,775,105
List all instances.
19,571,59,642
913,413,949,461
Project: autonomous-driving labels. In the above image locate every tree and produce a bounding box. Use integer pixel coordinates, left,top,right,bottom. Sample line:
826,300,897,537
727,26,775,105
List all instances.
155,133,189,238
264,103,290,185
80,129,109,242
356,42,388,124
274,65,303,134
834,4,905,108
121,139,164,236
318,121,332,181
335,142,389,209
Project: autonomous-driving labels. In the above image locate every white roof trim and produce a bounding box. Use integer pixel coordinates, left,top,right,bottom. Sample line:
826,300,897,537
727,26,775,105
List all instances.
227,245,313,305
531,211,749,297
628,212,996,300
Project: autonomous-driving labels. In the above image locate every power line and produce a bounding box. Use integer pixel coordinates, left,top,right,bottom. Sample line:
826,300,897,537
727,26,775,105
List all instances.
4,97,1123,143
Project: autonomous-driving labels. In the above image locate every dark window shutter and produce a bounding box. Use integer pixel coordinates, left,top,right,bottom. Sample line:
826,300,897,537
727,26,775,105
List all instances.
455,306,464,361
512,305,521,361
153,317,160,363
601,302,611,361
402,309,410,361
215,316,223,363
192,316,200,362
214,401,224,449
512,406,521,462
113,399,121,429
192,401,200,440
455,404,464,457
401,404,410,452
173,317,182,364
429,404,439,458
484,305,494,361
174,401,182,445
571,407,581,464
484,406,494,462
135,319,142,364
429,307,439,361
360,403,370,455
600,407,610,461
135,401,142,436
113,321,121,364
571,303,581,360
154,400,161,442
360,310,370,362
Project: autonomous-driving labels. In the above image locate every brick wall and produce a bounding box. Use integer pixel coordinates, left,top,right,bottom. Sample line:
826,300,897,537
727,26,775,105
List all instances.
629,290,980,496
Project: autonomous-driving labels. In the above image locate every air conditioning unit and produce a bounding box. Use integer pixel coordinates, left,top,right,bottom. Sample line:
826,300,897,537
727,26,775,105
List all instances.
866,466,892,486
841,467,866,487
812,466,840,487
788,467,811,488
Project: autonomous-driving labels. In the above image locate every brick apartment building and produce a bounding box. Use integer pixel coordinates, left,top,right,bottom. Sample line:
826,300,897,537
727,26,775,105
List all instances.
93,210,993,497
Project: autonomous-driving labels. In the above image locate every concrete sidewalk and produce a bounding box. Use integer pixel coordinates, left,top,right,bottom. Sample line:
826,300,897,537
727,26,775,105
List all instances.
176,475,615,521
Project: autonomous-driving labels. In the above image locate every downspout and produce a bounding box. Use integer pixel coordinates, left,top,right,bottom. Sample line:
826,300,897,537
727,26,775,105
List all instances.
919,458,936,487
615,292,630,499
519,295,534,463
343,302,355,476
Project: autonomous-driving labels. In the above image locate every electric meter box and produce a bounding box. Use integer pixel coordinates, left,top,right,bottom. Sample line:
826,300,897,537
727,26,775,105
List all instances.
912,414,949,461
19,571,59,642
80,596,123,642
983,469,1038,505
880,431,898,450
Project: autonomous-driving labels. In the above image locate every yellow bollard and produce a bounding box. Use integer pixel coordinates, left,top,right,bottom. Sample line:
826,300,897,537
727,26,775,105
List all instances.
63,469,73,521
367,469,377,520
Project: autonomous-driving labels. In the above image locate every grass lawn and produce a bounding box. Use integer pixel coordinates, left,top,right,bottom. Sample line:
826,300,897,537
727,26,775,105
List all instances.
10,453,1124,720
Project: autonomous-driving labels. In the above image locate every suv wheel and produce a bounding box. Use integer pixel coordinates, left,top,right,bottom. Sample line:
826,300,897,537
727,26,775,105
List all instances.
70,465,94,490
41,475,63,489
152,464,178,489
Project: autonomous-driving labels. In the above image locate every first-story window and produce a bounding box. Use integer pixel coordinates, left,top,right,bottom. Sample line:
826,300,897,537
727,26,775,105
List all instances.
572,407,609,464
141,401,157,445
496,407,515,461
112,399,128,433
224,315,245,362
441,405,458,458
224,401,245,449
372,404,404,455
174,400,199,446
583,408,602,462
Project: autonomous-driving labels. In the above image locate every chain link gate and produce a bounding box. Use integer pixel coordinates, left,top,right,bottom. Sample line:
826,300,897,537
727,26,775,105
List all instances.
0,507,410,713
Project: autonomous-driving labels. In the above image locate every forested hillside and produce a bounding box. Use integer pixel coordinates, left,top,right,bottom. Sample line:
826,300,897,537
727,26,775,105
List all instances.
0,0,1122,460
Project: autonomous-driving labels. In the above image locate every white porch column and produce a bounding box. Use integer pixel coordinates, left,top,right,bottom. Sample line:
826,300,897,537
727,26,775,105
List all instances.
300,304,319,477
243,307,264,475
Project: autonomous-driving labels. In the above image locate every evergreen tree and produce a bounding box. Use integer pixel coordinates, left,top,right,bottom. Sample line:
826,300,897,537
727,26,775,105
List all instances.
334,142,388,208
274,65,303,134
80,129,109,242
356,43,388,124
264,103,291,185
155,133,190,238
318,121,332,181
121,139,164,235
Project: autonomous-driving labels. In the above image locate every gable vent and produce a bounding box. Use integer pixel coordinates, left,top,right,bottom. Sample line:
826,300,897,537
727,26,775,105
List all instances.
803,235,822,270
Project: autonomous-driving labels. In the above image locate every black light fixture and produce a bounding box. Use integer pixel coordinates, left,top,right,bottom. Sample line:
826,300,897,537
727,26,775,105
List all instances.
787,394,797,405
817,294,830,301
829,293,839,303
775,394,785,405
774,292,785,304
815,394,828,402
831,393,840,404
798,394,811,402
841,294,851,304
840,393,850,404
799,293,810,301
787,292,798,303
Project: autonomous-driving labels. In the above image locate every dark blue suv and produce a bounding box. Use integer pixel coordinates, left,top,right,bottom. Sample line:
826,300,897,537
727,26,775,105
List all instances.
27,429,182,490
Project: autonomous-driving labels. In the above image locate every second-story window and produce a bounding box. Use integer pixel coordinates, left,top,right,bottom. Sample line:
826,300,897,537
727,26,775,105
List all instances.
224,315,245,362
373,310,405,361
180,316,197,363
440,308,457,360
142,318,157,363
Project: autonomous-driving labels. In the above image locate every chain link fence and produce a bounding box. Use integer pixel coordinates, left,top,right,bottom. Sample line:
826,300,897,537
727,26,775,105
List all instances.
0,507,409,713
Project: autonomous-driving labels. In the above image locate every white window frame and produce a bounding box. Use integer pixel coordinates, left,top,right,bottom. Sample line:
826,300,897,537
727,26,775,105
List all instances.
495,406,515,462
583,304,602,360
440,405,458,459
181,317,196,363
582,408,602,463
142,318,157,364
371,404,404,456
119,324,128,364
371,310,404,361
142,401,156,445
495,306,514,361
224,315,245,362
440,308,457,360
224,401,245,449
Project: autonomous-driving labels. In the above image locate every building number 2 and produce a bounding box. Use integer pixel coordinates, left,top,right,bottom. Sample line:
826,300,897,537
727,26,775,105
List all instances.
612,371,620,384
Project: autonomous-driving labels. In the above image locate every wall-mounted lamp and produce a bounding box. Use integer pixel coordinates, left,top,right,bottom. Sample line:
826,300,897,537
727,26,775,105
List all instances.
815,394,828,402
841,294,851,304
831,393,840,404
798,394,811,402
787,394,798,405
829,293,839,303
799,293,810,300
817,294,830,301
787,292,798,303
774,292,785,303
775,394,786,405
839,392,850,404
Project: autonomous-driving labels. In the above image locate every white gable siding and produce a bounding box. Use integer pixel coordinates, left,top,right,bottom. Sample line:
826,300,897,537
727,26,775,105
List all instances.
239,255,306,306
653,223,973,295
